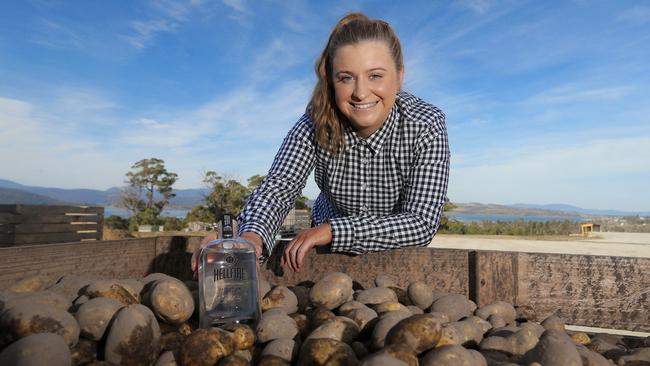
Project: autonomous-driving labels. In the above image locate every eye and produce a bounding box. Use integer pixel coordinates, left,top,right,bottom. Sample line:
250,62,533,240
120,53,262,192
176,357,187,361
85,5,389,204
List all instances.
337,75,353,83
370,73,383,80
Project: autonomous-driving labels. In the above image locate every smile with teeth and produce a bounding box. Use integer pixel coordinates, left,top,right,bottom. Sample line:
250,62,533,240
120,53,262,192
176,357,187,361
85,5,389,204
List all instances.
351,101,379,109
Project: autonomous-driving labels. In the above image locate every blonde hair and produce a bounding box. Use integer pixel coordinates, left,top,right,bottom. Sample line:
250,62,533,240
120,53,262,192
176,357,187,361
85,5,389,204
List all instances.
310,12,403,154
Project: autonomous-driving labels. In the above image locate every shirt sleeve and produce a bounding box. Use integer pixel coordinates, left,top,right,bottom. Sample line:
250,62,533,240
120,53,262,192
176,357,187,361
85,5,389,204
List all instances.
328,120,450,254
237,114,316,259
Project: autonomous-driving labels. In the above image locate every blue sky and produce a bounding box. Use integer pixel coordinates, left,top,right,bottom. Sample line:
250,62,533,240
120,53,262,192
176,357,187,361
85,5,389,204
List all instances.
1,0,649,211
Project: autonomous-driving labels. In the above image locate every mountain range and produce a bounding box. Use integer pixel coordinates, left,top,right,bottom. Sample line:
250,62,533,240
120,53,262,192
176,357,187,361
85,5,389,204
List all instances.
1,179,648,217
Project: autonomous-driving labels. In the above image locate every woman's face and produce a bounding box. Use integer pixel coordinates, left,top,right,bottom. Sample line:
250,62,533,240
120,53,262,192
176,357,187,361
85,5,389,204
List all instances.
332,40,404,138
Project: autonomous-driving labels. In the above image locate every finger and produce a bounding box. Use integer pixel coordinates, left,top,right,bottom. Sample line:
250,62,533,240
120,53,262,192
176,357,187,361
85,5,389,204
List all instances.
296,241,312,271
282,238,297,268
289,240,302,273
191,251,197,272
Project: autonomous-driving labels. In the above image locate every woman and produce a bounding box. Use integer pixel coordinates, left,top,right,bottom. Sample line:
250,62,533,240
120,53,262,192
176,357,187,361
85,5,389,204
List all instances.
197,12,450,273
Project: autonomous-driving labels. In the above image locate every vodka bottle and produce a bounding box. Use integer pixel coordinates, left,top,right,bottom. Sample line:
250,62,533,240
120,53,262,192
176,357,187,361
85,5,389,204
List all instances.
198,214,260,328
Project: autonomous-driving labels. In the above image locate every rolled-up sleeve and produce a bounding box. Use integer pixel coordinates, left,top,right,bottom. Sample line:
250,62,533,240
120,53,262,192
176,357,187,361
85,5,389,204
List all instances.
237,114,316,258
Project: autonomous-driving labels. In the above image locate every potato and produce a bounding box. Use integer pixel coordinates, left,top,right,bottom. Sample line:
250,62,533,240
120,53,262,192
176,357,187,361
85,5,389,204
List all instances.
258,277,272,300
258,354,291,366
342,307,378,333
407,281,433,310
360,353,409,366
521,330,582,366
388,287,412,306
475,301,517,325
48,275,97,302
179,327,234,366
420,344,487,366
144,278,194,325
262,338,299,363
306,316,360,343
309,272,354,310
141,272,175,288
574,344,611,366
570,331,590,345
309,307,336,330
371,343,418,366
617,347,650,365
218,354,250,366
228,324,255,350
374,274,398,288
540,313,565,332
290,313,309,338
85,279,139,305
406,306,423,315
429,293,476,322
75,297,124,341
2,290,71,313
352,341,370,359
373,301,410,315
487,314,506,328
262,286,298,314
385,314,443,354
0,332,72,366
7,275,53,293
371,311,411,350
447,316,491,347
0,302,80,348
436,324,463,347
338,301,367,316
160,331,184,353
104,304,161,366
155,350,177,366
118,279,144,302
297,338,358,366
290,285,311,313
354,287,397,305
71,337,97,366
480,326,539,356
257,311,298,343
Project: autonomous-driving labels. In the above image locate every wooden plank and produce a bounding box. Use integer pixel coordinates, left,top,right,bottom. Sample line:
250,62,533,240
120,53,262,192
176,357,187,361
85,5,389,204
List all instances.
0,213,101,224
0,232,100,245
0,205,104,215
151,236,203,281
473,251,518,307
0,223,100,234
260,245,470,293
516,253,650,332
0,238,158,290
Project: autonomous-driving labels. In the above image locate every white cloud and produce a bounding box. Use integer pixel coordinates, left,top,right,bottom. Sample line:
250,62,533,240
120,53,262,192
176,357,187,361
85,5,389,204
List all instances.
527,85,634,104
449,136,650,211
617,6,650,24
456,0,494,15
126,19,177,49
223,0,247,14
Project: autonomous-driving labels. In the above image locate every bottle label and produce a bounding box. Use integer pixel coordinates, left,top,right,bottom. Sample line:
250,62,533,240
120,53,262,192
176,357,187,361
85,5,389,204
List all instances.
214,267,247,281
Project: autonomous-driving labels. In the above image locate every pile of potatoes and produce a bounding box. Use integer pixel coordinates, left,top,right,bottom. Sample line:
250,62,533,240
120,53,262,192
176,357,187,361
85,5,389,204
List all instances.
1,271,649,366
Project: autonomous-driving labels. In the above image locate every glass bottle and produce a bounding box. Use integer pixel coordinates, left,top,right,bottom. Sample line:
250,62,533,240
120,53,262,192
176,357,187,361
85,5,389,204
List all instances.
198,214,260,328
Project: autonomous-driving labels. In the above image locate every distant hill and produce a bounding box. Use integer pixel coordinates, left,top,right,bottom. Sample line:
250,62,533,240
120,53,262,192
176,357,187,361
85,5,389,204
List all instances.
509,203,650,217
0,179,207,207
0,187,70,205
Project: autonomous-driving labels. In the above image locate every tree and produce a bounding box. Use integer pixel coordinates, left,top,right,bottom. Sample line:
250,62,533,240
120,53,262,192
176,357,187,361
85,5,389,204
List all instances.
438,197,457,231
190,171,249,222
121,158,178,226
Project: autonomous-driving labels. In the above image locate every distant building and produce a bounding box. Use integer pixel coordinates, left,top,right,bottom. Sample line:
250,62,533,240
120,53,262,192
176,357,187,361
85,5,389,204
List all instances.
282,208,311,231
580,223,601,236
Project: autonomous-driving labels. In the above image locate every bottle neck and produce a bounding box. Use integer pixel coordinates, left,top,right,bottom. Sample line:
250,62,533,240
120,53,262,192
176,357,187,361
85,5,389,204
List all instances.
222,214,234,238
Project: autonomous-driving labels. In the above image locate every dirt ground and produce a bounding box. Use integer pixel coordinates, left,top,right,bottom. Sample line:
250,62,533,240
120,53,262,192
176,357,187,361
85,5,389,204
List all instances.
429,231,650,258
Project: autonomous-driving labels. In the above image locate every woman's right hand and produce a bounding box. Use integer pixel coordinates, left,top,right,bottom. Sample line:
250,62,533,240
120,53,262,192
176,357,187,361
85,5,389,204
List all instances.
191,233,219,273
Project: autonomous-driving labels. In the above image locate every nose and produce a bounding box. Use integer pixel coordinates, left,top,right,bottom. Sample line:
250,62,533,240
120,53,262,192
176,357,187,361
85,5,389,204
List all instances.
352,78,368,101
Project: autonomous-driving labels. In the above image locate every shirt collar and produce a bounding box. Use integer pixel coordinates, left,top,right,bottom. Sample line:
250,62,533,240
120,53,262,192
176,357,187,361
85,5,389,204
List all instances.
343,103,399,155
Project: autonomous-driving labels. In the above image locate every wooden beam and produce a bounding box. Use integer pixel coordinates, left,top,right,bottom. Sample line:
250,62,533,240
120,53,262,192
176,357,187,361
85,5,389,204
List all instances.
472,251,518,307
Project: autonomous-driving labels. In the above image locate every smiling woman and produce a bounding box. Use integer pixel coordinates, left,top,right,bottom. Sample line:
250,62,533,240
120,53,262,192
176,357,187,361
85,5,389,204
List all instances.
196,12,450,273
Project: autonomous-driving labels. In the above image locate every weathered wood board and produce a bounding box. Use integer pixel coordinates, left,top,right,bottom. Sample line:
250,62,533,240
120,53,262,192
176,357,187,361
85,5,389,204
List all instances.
0,205,103,246
261,246,470,294
516,252,650,332
0,238,157,286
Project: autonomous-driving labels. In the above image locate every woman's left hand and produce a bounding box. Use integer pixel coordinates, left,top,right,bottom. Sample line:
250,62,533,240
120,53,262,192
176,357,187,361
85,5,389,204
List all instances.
281,223,332,272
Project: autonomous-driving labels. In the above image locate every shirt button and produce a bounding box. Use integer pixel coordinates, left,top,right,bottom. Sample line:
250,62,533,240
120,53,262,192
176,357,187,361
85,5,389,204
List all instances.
361,157,369,164
361,183,368,190
361,204,368,212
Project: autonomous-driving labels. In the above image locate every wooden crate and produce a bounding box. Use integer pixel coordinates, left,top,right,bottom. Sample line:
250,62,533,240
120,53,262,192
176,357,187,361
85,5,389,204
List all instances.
0,236,647,333
0,205,104,246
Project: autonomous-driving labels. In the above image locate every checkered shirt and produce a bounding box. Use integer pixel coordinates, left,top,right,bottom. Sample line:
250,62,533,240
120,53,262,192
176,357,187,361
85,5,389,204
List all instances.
237,91,450,259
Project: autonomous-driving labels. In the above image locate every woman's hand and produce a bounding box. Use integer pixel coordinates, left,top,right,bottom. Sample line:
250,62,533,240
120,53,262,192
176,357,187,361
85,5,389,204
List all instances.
190,232,264,274
281,223,332,273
